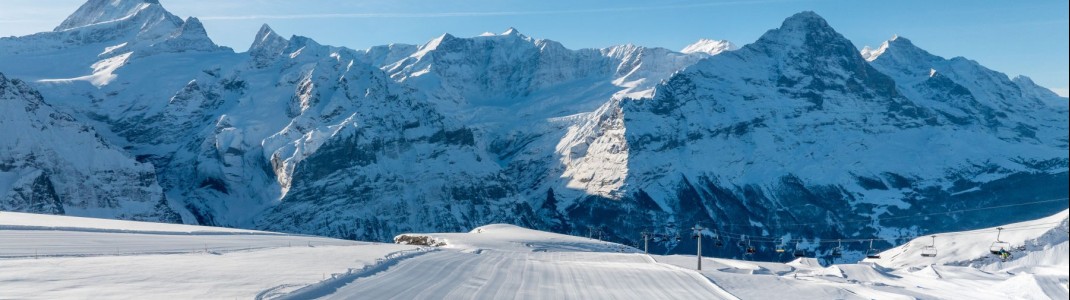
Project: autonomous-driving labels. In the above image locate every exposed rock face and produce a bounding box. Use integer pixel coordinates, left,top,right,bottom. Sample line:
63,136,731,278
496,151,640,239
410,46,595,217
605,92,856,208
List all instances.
0,73,180,222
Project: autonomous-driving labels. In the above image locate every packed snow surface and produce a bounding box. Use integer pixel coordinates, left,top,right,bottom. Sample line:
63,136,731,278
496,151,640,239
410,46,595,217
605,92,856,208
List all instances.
0,212,420,299
316,224,737,299
311,214,1066,299
2,211,1067,299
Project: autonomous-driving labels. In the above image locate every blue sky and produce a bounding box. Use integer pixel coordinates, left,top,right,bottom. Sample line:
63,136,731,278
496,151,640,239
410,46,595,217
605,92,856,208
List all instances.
2,0,1067,95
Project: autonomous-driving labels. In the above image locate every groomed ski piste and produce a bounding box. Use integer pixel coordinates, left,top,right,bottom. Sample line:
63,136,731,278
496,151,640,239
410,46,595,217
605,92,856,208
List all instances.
2,210,1067,299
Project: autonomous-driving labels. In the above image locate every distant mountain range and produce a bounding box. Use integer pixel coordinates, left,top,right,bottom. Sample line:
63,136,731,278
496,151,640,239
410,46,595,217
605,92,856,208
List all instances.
2,0,1066,261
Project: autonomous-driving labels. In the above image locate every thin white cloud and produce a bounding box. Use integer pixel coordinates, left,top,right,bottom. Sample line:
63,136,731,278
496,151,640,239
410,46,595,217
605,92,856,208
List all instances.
0,20,50,23
199,0,792,21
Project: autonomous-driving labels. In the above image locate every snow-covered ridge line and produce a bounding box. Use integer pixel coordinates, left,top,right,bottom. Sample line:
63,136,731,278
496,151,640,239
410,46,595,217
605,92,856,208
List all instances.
0,242,352,260
54,0,158,31
0,212,250,234
871,209,1069,271
0,224,284,236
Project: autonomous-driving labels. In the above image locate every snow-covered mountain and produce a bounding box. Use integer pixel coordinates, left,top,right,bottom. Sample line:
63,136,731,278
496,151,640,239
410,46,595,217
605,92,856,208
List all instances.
0,73,179,221
1,1,1066,259
581,12,1067,260
681,38,738,56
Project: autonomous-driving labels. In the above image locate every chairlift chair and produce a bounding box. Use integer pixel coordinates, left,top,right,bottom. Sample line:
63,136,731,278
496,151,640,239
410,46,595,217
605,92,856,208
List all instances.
865,249,881,259
989,227,1012,255
743,236,756,255
865,239,881,259
988,242,1011,254
775,238,786,253
713,232,724,247
920,235,938,258
793,241,806,258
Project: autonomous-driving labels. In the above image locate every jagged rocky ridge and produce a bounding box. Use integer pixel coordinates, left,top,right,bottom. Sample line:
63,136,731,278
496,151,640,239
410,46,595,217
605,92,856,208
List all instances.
0,1,1066,260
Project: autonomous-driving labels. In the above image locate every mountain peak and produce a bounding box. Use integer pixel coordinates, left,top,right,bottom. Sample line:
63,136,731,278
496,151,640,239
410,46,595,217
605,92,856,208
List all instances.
778,11,833,33
249,24,287,52
681,39,737,55
286,35,323,52
178,17,207,36
54,0,167,31
140,16,225,54
248,24,289,67
863,35,938,64
747,11,861,60
502,27,521,36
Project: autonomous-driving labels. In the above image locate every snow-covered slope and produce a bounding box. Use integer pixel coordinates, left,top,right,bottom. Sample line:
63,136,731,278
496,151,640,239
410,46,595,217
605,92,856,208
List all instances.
0,210,261,234
0,73,179,222
562,11,1068,259
54,0,167,31
650,210,1069,300
0,0,1065,261
2,209,1066,299
290,224,737,300
311,212,1068,299
872,209,1069,272
395,223,637,253
681,38,738,56
0,212,421,299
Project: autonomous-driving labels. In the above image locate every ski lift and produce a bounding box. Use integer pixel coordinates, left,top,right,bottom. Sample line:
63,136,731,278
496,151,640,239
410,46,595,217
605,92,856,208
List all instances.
713,232,724,247
738,235,748,248
793,241,806,258
742,236,756,255
920,235,938,258
675,233,682,242
831,239,843,258
989,227,1012,255
775,238,786,253
865,239,881,259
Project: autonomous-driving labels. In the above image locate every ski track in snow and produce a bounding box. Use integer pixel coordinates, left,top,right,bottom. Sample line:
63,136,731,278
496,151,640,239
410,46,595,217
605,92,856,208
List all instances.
317,250,733,300
0,212,419,299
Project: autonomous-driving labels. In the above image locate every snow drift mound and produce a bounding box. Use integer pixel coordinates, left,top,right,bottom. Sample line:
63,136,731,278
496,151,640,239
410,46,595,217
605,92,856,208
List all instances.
871,209,1069,272
394,224,638,253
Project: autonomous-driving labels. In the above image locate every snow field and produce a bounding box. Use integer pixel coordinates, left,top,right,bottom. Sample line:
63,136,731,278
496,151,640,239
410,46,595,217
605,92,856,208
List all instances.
0,212,419,299
2,210,1067,299
318,250,735,300
650,210,1069,299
